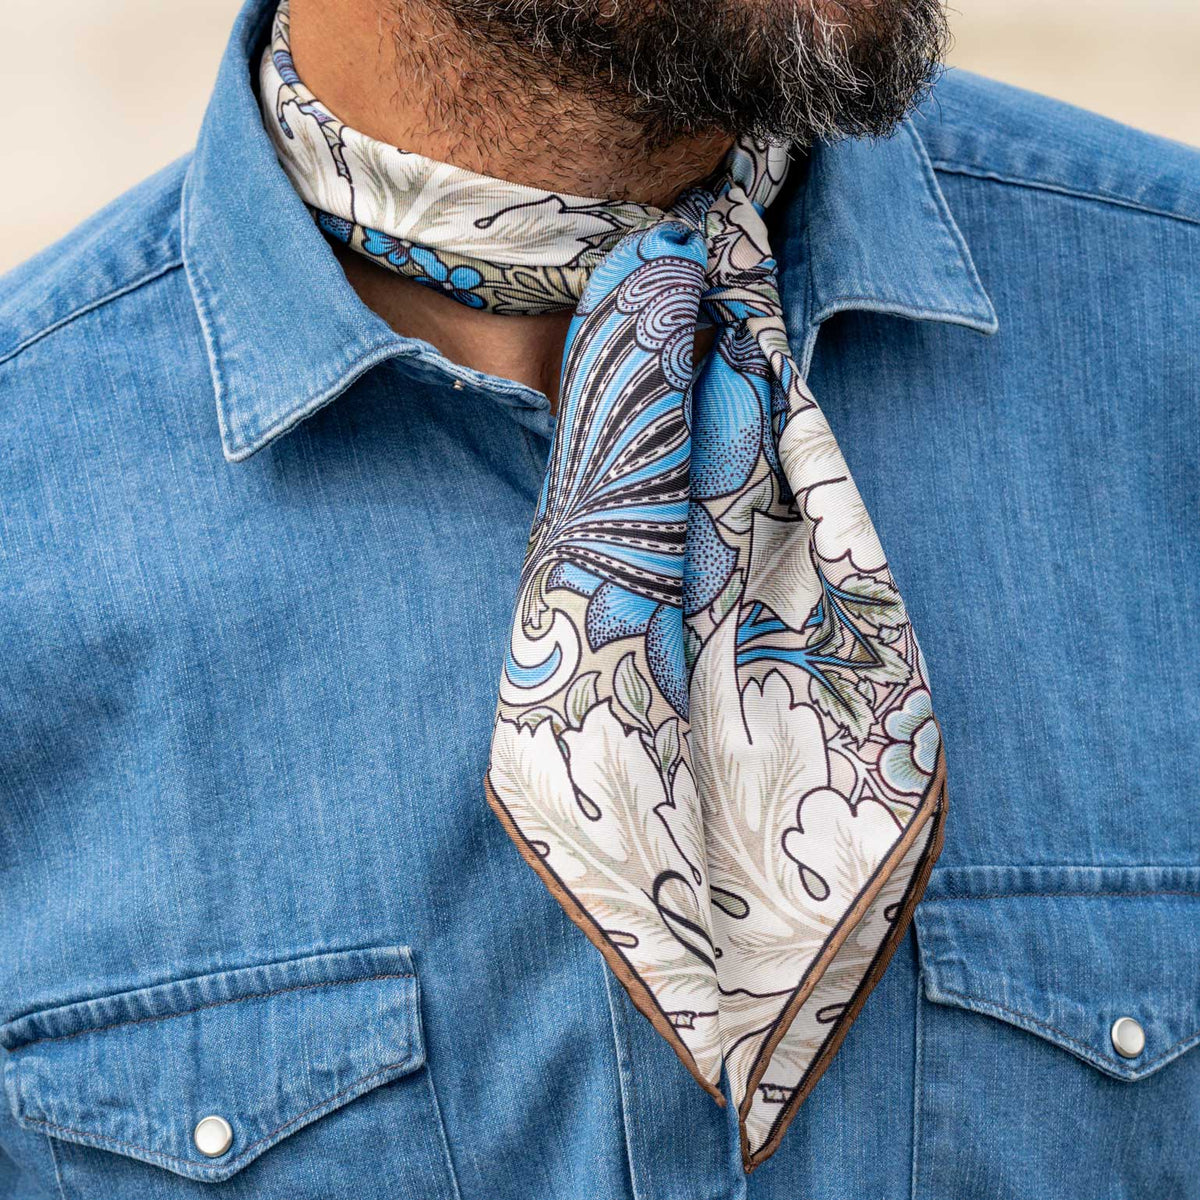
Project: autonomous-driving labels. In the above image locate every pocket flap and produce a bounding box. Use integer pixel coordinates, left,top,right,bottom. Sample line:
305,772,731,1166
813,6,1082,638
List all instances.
1,947,423,1182
915,867,1200,1081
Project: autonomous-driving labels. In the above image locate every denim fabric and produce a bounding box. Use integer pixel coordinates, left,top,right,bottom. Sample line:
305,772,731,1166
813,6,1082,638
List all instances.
0,0,1197,1195
1,949,457,1194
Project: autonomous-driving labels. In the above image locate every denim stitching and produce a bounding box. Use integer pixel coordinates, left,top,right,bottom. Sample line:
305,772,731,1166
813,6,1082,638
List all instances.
419,1059,465,1200
928,162,1200,229
23,1060,413,1171
0,260,184,368
44,1131,68,1200
603,969,645,1200
927,890,1200,901
910,967,925,1200
931,984,1200,1071
12,972,415,1049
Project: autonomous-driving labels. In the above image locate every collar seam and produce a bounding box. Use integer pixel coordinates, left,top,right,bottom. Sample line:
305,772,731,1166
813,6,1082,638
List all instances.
810,295,1000,331
180,160,233,453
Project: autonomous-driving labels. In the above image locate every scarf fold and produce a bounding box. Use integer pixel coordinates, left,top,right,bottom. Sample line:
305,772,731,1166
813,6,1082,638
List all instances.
261,0,946,1171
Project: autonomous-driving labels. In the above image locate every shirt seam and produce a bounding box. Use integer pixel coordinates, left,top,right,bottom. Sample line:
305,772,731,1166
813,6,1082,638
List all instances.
0,258,184,369
603,968,645,1200
926,889,1200,901
910,965,925,1200
44,1132,67,1200
929,984,1200,1073
21,1060,413,1171
929,160,1200,229
9,972,415,1050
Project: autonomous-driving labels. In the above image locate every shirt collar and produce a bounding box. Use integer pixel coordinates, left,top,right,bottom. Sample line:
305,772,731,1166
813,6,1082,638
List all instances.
771,113,999,373
183,0,998,463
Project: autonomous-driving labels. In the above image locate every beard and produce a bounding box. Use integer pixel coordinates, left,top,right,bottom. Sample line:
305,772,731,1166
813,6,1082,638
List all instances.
433,0,949,147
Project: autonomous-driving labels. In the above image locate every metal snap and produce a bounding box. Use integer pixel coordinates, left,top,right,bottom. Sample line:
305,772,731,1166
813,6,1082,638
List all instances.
1111,1016,1146,1059
193,1115,234,1157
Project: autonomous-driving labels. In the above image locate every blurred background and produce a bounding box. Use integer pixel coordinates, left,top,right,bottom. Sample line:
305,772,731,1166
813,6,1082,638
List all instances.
2,0,1198,273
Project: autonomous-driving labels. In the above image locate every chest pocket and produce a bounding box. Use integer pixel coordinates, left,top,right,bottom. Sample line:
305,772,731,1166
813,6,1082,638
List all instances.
1,947,460,1199
912,867,1200,1200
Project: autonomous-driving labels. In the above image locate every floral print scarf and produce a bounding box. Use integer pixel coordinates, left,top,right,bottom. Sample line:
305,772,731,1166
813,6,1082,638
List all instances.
261,0,946,1171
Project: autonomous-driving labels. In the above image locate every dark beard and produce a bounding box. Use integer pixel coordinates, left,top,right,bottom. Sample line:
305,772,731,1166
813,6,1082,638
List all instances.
432,0,949,147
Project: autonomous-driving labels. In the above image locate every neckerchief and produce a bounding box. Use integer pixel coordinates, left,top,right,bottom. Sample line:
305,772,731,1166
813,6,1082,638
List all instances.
261,1,946,1170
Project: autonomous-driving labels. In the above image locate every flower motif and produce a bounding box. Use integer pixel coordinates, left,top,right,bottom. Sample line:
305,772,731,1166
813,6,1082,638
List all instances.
408,246,486,308
879,689,939,794
689,323,781,500
361,226,412,268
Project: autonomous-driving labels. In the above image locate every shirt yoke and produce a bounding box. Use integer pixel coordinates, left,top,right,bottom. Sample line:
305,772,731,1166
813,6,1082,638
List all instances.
0,157,189,368
915,69,1200,228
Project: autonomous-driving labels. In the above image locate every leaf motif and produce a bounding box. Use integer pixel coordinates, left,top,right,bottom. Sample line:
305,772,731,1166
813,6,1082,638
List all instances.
683,624,703,673
858,637,912,687
566,671,600,728
614,652,653,729
717,474,774,535
836,573,904,629
518,706,563,735
710,568,743,624
805,597,838,649
809,671,875,744
654,717,680,775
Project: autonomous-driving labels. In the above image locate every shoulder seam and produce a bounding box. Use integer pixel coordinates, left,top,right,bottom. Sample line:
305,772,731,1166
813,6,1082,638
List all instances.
930,160,1200,229
0,257,185,369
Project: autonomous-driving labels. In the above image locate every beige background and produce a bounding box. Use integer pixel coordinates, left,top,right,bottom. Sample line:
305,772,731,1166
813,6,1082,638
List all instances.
2,0,1197,274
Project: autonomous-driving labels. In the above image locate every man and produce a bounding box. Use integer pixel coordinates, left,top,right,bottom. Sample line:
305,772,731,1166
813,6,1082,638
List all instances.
0,0,1196,1195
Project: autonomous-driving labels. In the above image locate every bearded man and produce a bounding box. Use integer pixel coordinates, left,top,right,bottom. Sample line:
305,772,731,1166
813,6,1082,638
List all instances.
0,1,1196,1197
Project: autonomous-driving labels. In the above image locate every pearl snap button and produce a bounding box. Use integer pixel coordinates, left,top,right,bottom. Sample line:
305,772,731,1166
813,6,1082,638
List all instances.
193,1115,233,1157
1111,1016,1146,1058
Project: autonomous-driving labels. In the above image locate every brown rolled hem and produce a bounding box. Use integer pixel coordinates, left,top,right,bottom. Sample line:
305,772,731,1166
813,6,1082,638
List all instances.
486,734,948,1173
740,740,948,1171
484,772,726,1107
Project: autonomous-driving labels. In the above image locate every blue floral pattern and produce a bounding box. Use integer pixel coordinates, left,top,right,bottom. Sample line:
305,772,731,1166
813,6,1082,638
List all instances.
261,0,671,314
407,247,487,308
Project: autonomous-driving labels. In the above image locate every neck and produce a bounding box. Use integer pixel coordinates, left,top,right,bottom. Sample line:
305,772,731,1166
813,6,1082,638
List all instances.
287,0,733,409
288,0,733,204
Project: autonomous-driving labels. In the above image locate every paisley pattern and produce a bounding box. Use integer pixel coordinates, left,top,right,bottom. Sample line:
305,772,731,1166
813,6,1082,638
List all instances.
261,1,946,1171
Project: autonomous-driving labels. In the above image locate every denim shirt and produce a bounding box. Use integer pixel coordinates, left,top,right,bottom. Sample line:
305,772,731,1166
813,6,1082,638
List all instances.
1,0,1198,1195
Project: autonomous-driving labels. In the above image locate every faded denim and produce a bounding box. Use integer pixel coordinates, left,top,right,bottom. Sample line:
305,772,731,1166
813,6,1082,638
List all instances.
0,0,1197,1195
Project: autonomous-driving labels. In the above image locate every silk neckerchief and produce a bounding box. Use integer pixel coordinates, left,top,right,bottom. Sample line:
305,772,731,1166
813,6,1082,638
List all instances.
261,1,946,1169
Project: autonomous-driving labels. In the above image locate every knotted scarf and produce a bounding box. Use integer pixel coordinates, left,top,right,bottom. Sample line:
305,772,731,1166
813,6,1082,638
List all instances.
261,0,947,1170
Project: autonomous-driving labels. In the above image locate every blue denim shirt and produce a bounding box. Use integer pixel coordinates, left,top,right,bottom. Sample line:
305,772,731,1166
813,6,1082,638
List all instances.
1,0,1198,1196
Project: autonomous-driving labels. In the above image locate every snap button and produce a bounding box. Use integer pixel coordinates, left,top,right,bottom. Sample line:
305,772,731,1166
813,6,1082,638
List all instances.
452,380,465,391
193,1115,233,1157
1111,1016,1146,1059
